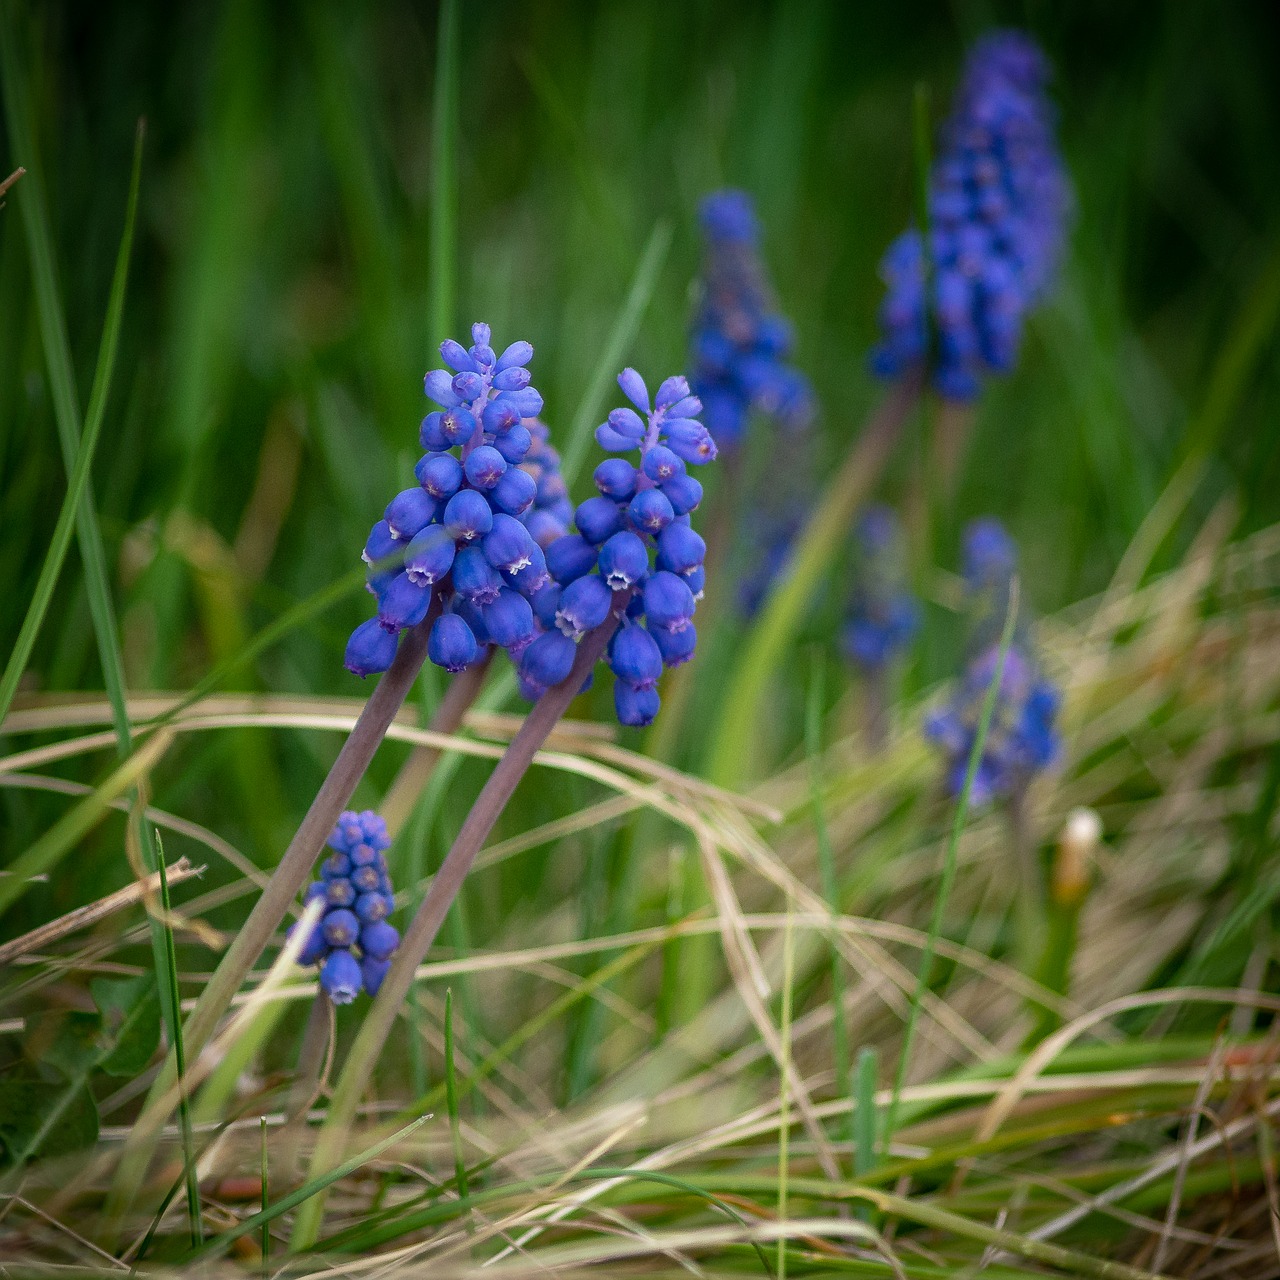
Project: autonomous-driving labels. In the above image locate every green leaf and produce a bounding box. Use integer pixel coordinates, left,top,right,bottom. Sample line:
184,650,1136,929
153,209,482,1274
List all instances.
92,974,161,1077
0,1064,99,1167
30,1011,104,1079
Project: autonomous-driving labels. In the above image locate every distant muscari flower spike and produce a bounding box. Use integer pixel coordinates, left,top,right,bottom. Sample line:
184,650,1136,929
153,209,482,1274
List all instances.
517,368,718,727
691,189,815,448
871,30,1070,401
737,509,802,621
289,810,399,1003
344,322,553,679
924,518,1059,804
841,505,919,670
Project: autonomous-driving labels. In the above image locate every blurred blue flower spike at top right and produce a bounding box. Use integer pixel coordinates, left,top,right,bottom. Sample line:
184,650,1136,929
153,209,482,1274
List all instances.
842,505,919,671
691,189,814,449
925,517,1060,805
871,30,1071,401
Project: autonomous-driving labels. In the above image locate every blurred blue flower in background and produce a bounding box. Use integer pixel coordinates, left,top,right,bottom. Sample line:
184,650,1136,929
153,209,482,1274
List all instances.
925,642,1060,803
871,30,1070,401
842,505,919,670
290,810,400,1003
691,189,814,448
926,516,1059,803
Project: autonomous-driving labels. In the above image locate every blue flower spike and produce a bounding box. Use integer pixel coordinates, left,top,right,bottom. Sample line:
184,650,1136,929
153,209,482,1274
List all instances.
345,323,560,679
289,810,400,1004
924,519,1060,805
691,190,814,449
871,31,1070,400
517,369,717,726
842,505,919,671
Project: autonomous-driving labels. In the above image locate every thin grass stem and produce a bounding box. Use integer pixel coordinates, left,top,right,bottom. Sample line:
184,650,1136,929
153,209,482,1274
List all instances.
559,222,673,489
428,0,459,355
444,988,470,1204
156,835,203,1246
882,579,1020,1154
806,650,848,1147
777,904,795,1280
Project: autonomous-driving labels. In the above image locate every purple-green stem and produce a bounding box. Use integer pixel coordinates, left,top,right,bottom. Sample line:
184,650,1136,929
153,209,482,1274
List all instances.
105,597,441,1229
290,599,625,1250
380,651,492,837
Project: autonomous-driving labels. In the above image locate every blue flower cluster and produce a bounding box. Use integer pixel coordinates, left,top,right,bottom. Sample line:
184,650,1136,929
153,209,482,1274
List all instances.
691,190,814,448
962,515,1017,590
925,642,1060,804
291,810,400,1004
518,369,717,726
925,518,1059,803
842,506,919,669
737,509,802,620
521,419,574,549
345,323,553,679
871,31,1070,401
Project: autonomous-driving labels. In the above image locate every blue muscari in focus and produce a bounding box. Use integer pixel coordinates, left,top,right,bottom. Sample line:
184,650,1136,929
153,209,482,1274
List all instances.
518,369,718,727
691,190,814,448
871,31,1070,401
841,505,919,669
924,518,1059,804
344,323,553,679
290,810,399,1004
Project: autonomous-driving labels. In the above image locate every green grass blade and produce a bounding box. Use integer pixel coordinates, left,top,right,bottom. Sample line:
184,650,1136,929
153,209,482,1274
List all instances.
260,1116,269,1279
558,220,673,489
806,650,848,1144
429,0,459,353
444,988,470,1204
189,1115,430,1262
777,906,794,1280
155,835,203,1246
882,582,1020,1154
0,9,133,758
853,1045,879,1179
706,377,918,788
0,121,144,728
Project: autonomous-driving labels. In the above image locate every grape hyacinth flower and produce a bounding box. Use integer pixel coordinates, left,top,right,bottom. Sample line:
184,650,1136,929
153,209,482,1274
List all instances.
871,31,1070,401
520,419,575,549
925,519,1058,804
924,641,1060,804
963,515,1017,590
519,368,718,726
691,189,814,448
841,505,919,670
737,508,802,620
290,810,400,1003
345,323,552,680
961,515,1019,652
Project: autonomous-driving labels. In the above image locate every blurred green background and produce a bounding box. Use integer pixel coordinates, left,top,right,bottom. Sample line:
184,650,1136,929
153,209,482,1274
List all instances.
2,0,1279,916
